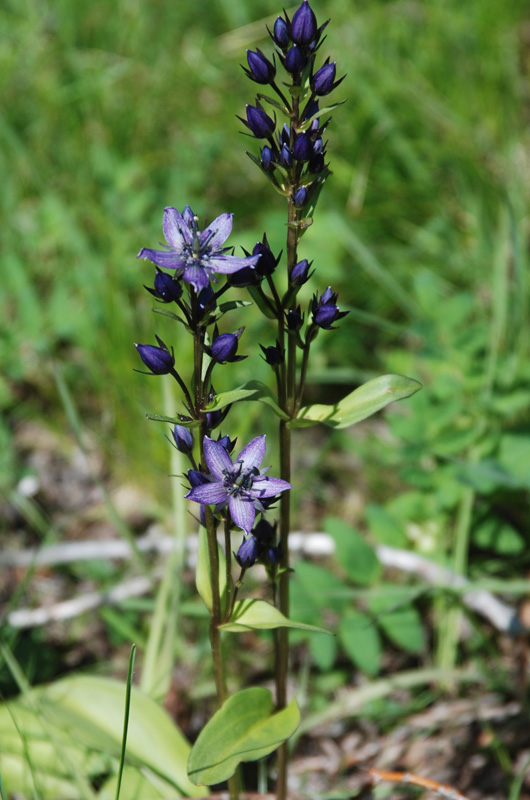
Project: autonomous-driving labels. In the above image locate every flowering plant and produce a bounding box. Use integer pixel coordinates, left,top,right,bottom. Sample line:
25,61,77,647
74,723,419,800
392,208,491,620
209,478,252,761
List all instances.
135,2,421,798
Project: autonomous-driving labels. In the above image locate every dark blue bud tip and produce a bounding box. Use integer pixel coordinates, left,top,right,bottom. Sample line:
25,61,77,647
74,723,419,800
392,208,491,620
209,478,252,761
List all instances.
291,0,318,45
244,104,275,138
245,49,276,84
236,534,259,568
135,336,175,375
172,424,194,454
272,15,290,48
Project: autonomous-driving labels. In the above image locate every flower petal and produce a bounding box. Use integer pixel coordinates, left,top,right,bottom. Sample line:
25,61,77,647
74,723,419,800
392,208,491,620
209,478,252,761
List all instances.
251,476,292,499
207,254,260,275
186,481,228,505
163,207,189,250
204,437,233,479
228,494,256,534
138,247,187,270
200,213,233,249
182,264,210,292
236,435,266,472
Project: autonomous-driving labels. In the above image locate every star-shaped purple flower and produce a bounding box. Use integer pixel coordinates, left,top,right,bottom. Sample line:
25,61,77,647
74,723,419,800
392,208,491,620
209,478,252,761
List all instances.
185,435,291,534
138,205,260,293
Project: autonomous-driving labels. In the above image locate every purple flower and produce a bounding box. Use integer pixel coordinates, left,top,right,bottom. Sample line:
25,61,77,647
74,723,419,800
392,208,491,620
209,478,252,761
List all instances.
185,435,291,534
135,336,174,375
144,268,183,303
291,0,317,45
290,258,312,286
138,206,259,293
244,49,276,84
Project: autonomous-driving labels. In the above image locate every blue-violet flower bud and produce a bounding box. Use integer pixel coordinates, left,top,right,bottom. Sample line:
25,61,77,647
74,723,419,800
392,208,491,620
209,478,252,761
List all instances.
244,104,275,138
293,132,312,162
145,268,183,303
293,185,308,208
245,49,276,84
135,336,174,375
260,342,284,366
197,283,217,320
253,235,281,277
291,0,317,45
172,425,194,454
261,145,274,170
312,60,337,95
236,534,260,568
216,433,237,454
208,327,246,363
312,287,349,329
279,144,292,167
286,306,304,332
290,258,312,285
284,44,306,74
272,15,290,48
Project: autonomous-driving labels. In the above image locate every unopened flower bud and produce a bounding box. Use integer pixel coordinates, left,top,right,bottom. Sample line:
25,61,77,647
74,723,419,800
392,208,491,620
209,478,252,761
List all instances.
253,235,281,277
272,16,290,48
291,0,317,45
260,342,284,366
236,534,260,568
261,145,274,170
286,306,303,332
245,49,276,84
293,132,312,162
208,327,246,363
284,44,306,74
290,258,311,285
293,185,308,208
135,336,174,375
312,287,349,329
172,425,194,454
145,268,183,303
245,104,275,138
279,144,293,167
312,60,337,95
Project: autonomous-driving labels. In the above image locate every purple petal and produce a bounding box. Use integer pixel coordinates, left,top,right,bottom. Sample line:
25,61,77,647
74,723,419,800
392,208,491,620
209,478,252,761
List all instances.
182,264,210,292
208,254,260,275
204,437,233,479
251,476,292,499
237,435,266,472
138,247,187,270
163,207,189,250
186,481,228,505
182,205,195,226
200,213,233,249
228,494,256,534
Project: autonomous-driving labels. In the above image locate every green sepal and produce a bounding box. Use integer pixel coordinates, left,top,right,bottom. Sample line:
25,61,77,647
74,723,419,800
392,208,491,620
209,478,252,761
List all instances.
290,373,422,429
219,598,332,634
187,688,300,786
203,380,290,421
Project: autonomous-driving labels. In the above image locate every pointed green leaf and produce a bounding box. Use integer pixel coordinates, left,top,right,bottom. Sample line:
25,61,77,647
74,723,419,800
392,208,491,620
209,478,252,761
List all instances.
219,598,331,634
145,413,199,426
338,609,382,676
196,528,227,615
290,374,422,429
246,151,284,193
203,380,290,420
187,688,300,785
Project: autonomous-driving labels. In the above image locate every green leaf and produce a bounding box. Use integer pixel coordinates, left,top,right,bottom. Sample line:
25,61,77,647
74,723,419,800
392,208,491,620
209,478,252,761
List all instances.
473,518,525,555
290,374,422,429
338,610,382,676
203,380,290,420
365,504,408,547
187,688,300,786
195,528,228,615
216,299,252,317
145,413,199,426
325,516,381,586
219,598,331,634
369,594,425,654
291,561,351,614
41,676,204,797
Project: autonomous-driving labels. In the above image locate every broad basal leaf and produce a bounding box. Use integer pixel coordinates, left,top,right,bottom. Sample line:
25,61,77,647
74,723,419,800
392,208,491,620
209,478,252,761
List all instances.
188,688,299,785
